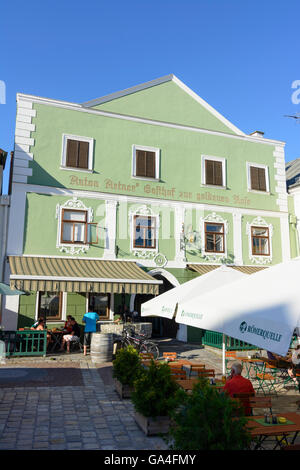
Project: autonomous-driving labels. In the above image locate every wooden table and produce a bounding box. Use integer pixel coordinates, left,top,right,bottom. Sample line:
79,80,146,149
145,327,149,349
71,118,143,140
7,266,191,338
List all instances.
246,412,300,449
176,379,224,392
48,330,63,352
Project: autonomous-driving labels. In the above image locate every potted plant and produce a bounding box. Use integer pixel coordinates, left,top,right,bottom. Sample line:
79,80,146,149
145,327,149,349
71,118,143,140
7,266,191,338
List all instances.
166,379,252,450
112,345,143,398
131,361,184,436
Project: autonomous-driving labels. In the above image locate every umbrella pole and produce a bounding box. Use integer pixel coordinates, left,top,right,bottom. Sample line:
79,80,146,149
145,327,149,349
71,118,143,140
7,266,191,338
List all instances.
222,334,226,378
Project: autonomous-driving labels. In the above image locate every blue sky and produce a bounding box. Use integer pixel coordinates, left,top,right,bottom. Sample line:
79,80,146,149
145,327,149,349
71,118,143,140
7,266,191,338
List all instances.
1,0,300,193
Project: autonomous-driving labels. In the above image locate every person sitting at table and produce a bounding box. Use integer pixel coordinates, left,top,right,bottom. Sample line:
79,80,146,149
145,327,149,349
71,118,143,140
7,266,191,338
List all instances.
224,362,255,416
267,349,300,391
60,317,81,353
31,318,51,348
63,315,73,333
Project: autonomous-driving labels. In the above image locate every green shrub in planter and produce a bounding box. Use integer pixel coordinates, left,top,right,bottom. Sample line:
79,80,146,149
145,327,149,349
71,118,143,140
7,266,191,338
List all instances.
167,379,252,450
131,361,184,418
112,345,143,387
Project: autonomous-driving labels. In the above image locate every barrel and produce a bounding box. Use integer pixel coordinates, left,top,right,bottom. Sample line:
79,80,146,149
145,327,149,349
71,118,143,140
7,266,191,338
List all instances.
90,332,114,363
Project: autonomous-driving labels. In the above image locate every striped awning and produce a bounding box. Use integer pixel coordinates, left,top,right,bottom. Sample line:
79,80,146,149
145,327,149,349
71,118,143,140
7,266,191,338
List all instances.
9,256,162,295
187,264,267,275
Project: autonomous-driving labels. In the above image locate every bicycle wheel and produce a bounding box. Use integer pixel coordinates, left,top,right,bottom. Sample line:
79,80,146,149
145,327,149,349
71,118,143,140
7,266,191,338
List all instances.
142,341,159,360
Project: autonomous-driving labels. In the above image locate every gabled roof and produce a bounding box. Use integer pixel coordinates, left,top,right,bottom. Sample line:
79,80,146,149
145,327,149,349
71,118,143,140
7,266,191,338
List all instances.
81,74,246,137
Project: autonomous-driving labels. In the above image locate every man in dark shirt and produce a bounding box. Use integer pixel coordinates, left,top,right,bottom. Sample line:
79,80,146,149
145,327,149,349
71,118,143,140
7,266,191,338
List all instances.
60,317,81,353
224,362,255,415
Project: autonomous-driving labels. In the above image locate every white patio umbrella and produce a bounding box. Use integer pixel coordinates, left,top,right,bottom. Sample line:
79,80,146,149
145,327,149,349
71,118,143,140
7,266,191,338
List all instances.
141,265,247,320
176,258,300,360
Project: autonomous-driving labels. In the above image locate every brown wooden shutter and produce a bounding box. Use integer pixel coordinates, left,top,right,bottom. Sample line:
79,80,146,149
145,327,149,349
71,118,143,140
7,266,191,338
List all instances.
205,160,223,186
145,151,156,178
250,166,266,191
205,160,214,185
78,141,89,169
66,140,78,168
258,168,266,191
136,150,146,176
214,161,223,186
250,166,259,190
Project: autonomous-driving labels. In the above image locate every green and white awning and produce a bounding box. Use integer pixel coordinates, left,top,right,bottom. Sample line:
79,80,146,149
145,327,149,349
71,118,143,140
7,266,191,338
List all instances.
9,256,162,294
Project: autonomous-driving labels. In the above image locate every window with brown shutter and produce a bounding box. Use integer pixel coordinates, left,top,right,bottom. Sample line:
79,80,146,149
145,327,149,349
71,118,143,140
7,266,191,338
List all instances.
250,166,267,192
135,150,156,178
205,160,223,186
66,139,89,170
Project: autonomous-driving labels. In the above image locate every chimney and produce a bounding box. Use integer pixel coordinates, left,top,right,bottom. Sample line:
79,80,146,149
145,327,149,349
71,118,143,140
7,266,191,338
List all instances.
250,130,265,138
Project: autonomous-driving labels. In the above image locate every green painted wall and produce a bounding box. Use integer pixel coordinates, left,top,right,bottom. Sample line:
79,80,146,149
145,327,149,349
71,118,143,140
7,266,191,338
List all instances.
23,193,105,257
28,99,280,212
92,81,238,135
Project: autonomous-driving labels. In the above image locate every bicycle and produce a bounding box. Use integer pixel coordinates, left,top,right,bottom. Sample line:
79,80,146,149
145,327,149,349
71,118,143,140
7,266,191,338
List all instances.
120,325,159,359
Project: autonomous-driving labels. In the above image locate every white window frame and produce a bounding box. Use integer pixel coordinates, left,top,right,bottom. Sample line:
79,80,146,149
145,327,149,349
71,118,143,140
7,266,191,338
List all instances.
35,291,67,323
246,216,273,264
56,197,94,255
246,162,270,194
201,155,227,189
132,145,160,181
199,212,229,261
129,205,160,257
61,133,94,173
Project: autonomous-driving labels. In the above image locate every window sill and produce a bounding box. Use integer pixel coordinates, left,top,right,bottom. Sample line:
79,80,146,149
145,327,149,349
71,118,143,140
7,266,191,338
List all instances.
132,175,160,182
60,166,93,174
201,184,227,190
247,189,270,195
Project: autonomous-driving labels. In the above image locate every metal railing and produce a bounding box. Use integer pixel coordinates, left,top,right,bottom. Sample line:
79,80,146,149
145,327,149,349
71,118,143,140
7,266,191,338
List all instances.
0,330,47,357
202,330,257,351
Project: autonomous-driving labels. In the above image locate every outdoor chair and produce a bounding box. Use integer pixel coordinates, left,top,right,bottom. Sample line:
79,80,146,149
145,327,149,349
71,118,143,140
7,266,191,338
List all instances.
232,392,255,416
195,369,215,378
139,352,154,361
248,396,273,415
190,364,206,377
225,351,239,373
254,370,279,396
70,338,83,353
163,352,177,361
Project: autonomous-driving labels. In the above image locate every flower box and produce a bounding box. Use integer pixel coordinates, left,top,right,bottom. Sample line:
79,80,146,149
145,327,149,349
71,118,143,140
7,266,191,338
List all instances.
114,378,134,399
134,411,171,436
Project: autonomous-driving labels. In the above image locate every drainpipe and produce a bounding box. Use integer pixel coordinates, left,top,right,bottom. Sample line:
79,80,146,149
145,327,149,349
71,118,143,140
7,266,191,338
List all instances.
0,197,9,324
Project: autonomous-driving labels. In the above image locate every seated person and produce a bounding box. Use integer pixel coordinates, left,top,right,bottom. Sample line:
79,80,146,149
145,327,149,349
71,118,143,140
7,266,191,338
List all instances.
224,362,255,416
31,318,51,347
60,318,80,353
63,315,73,333
267,349,299,391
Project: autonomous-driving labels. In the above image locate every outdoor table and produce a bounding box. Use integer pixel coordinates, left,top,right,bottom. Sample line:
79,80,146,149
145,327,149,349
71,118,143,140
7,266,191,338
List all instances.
176,378,224,392
48,330,63,352
246,412,300,450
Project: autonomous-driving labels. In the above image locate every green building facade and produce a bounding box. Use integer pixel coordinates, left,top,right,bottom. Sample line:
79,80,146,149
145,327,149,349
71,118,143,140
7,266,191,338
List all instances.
2,74,298,341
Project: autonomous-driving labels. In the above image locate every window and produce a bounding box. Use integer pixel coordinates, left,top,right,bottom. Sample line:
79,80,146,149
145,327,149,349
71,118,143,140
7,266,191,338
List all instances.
61,209,97,245
133,215,156,249
61,134,94,172
205,222,225,253
89,294,110,320
132,145,160,180
39,292,62,321
202,155,226,187
247,163,269,192
251,226,270,256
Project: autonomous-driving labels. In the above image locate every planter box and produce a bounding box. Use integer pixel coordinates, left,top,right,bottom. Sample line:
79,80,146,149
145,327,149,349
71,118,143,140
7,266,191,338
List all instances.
114,378,134,399
134,411,171,436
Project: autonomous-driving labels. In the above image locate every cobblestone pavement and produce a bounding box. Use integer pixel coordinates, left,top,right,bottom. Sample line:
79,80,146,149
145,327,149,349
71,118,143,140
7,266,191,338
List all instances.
0,338,299,450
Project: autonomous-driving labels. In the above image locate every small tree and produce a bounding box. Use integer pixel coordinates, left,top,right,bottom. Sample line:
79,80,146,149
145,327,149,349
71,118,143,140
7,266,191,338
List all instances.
131,361,184,417
167,379,252,450
112,345,143,387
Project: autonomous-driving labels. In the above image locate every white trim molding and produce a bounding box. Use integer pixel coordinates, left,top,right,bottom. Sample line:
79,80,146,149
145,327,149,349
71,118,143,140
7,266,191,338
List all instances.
201,154,227,189
129,205,160,259
246,161,270,194
13,99,35,184
246,216,273,265
132,144,160,181
273,145,288,212
200,212,229,262
56,197,93,255
61,133,94,172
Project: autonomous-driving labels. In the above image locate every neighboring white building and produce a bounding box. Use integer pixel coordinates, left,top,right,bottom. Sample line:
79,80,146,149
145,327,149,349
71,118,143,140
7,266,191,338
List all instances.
286,158,300,254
